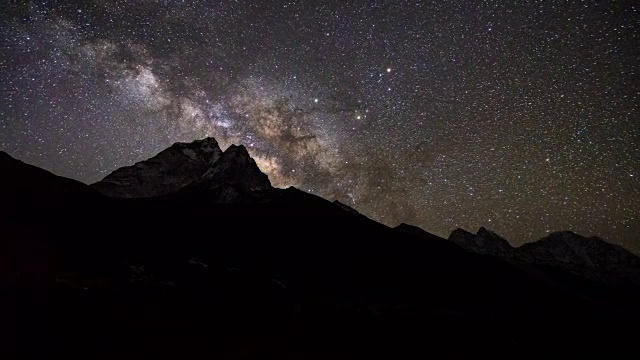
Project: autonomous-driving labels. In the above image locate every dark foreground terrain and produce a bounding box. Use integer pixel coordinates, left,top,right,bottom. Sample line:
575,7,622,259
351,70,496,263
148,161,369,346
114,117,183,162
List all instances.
2,140,639,358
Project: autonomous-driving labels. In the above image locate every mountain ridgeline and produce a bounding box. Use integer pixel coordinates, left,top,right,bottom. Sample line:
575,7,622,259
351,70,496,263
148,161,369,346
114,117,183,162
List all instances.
3,137,639,358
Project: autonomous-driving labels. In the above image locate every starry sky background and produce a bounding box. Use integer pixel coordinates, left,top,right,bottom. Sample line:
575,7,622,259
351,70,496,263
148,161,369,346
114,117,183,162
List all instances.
1,1,638,252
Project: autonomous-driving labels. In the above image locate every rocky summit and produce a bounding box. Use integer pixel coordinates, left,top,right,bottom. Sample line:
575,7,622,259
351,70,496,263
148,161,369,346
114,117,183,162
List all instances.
448,227,514,256
92,139,273,205
188,144,272,192
92,137,223,198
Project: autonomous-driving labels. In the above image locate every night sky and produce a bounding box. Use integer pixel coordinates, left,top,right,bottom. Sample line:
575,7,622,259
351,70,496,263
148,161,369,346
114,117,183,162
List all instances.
1,1,638,251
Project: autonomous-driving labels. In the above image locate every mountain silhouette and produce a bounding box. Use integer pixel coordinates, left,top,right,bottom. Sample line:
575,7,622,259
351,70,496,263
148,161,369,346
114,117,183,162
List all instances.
2,137,638,358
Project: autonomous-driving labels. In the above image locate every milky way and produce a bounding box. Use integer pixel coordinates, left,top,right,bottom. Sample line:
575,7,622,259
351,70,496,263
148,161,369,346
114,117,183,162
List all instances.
1,1,638,252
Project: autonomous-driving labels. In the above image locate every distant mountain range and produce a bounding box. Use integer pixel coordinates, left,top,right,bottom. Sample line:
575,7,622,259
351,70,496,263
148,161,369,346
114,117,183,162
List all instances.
448,227,640,285
3,137,638,358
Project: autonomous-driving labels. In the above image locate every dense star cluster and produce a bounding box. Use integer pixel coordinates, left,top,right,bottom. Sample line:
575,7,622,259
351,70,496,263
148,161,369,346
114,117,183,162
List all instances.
1,1,638,251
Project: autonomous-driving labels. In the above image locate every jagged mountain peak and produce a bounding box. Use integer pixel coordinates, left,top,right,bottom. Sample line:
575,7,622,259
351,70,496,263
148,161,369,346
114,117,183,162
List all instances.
192,143,271,192
150,137,223,164
476,227,513,248
92,137,226,198
448,227,514,255
92,137,275,201
167,137,222,162
450,228,474,237
170,136,220,149
222,144,251,161
177,136,219,148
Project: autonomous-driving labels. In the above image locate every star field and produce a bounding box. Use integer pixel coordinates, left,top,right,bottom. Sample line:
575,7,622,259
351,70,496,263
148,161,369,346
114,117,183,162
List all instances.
1,1,638,252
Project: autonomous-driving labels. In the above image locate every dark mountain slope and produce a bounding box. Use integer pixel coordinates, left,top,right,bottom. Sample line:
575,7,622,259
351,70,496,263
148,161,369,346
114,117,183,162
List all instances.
394,223,448,243
1,151,102,213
